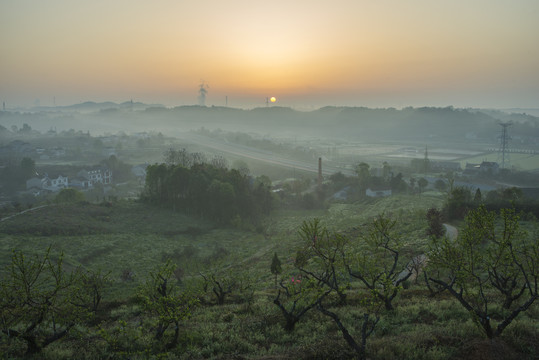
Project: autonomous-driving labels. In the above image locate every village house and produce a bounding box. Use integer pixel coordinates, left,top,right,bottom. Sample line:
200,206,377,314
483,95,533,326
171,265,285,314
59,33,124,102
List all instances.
479,161,499,175
429,161,462,172
50,147,66,158
366,186,392,198
69,176,92,189
76,167,113,186
464,161,500,176
102,147,117,157
26,174,68,193
0,140,33,155
131,164,148,183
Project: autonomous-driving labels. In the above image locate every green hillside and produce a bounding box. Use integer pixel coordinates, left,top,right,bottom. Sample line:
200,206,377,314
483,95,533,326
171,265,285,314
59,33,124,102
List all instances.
0,196,537,359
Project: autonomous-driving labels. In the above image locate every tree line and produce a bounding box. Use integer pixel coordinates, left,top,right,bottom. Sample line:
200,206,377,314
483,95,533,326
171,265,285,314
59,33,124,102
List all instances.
142,150,273,225
443,185,539,220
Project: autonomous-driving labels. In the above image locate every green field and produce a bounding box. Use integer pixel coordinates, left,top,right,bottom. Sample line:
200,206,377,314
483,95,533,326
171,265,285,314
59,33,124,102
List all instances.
0,196,537,360
458,152,539,171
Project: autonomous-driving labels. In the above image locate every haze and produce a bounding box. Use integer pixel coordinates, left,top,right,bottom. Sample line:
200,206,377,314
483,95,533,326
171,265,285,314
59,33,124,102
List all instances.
1,0,538,109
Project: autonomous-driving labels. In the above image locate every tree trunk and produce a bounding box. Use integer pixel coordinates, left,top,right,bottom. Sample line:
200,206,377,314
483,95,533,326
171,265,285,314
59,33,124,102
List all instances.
284,315,298,332
24,336,41,355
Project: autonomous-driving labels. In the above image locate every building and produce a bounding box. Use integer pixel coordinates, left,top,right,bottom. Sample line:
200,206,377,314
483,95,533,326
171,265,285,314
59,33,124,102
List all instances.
479,161,499,175
26,174,68,193
44,175,68,191
77,167,113,186
464,161,500,176
430,161,462,172
131,164,148,181
366,186,392,198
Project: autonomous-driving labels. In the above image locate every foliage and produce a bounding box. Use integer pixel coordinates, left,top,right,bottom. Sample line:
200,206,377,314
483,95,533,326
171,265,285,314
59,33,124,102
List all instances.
428,206,538,338
55,188,86,204
417,177,428,193
0,193,537,358
355,162,371,194
443,186,473,220
318,294,382,360
270,252,282,286
434,179,447,192
295,219,349,304
273,274,329,331
100,155,133,183
74,269,111,313
0,248,91,355
426,207,445,239
143,158,273,225
199,271,240,306
0,157,36,192
138,260,198,347
345,213,411,311
390,172,408,194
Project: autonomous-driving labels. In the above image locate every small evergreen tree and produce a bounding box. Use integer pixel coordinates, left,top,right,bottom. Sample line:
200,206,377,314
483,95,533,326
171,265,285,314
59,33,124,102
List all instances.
426,208,445,239
271,252,282,286
474,188,482,203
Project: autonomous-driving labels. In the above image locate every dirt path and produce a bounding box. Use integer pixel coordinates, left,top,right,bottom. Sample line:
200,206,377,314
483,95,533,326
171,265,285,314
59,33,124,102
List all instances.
0,204,50,222
397,223,458,282
444,223,458,241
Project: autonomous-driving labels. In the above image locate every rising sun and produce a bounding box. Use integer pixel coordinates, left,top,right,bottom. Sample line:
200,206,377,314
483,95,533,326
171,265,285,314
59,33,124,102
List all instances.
270,96,276,103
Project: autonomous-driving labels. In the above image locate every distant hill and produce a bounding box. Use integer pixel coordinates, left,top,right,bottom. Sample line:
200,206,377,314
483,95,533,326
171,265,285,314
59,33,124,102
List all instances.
28,101,165,113
1,104,538,145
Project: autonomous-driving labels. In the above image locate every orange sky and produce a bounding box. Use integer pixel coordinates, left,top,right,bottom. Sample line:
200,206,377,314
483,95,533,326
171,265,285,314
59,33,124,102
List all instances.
1,0,538,109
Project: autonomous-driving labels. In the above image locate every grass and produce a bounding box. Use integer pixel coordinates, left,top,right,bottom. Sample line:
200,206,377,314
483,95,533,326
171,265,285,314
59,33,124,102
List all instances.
0,195,537,359
458,152,539,171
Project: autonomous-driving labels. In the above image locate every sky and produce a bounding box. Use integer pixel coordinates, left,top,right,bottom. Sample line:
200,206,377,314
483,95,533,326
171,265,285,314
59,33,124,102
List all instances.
1,0,538,109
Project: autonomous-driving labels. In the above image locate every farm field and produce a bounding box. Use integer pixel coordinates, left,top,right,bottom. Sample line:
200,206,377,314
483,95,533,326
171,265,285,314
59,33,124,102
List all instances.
0,196,537,359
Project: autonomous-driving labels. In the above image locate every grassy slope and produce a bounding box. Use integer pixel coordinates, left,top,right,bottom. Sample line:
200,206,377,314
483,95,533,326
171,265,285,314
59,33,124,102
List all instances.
0,196,537,359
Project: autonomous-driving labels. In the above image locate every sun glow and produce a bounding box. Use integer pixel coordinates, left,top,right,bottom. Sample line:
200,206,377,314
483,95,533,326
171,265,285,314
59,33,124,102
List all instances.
270,97,276,103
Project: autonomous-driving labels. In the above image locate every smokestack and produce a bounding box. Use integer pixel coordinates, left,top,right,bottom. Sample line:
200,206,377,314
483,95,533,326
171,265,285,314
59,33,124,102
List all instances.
318,157,322,188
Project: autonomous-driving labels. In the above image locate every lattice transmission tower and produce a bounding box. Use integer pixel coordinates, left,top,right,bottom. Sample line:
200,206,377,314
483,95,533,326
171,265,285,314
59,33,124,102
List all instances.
497,122,512,169
198,82,208,106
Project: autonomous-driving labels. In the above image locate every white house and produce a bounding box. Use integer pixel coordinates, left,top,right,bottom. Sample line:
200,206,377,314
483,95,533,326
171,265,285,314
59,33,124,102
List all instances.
43,175,68,192
26,174,68,193
69,176,92,189
366,186,392,198
131,164,148,179
77,167,113,185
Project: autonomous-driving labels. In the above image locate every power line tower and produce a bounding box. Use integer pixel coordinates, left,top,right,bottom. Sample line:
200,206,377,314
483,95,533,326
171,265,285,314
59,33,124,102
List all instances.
497,122,512,170
198,82,208,106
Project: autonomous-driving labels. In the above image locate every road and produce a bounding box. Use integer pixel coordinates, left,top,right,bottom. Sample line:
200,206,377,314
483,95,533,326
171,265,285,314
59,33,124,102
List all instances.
176,132,357,177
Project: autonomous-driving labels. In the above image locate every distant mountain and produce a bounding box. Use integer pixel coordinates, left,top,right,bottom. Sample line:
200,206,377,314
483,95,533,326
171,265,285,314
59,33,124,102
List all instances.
30,101,165,112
